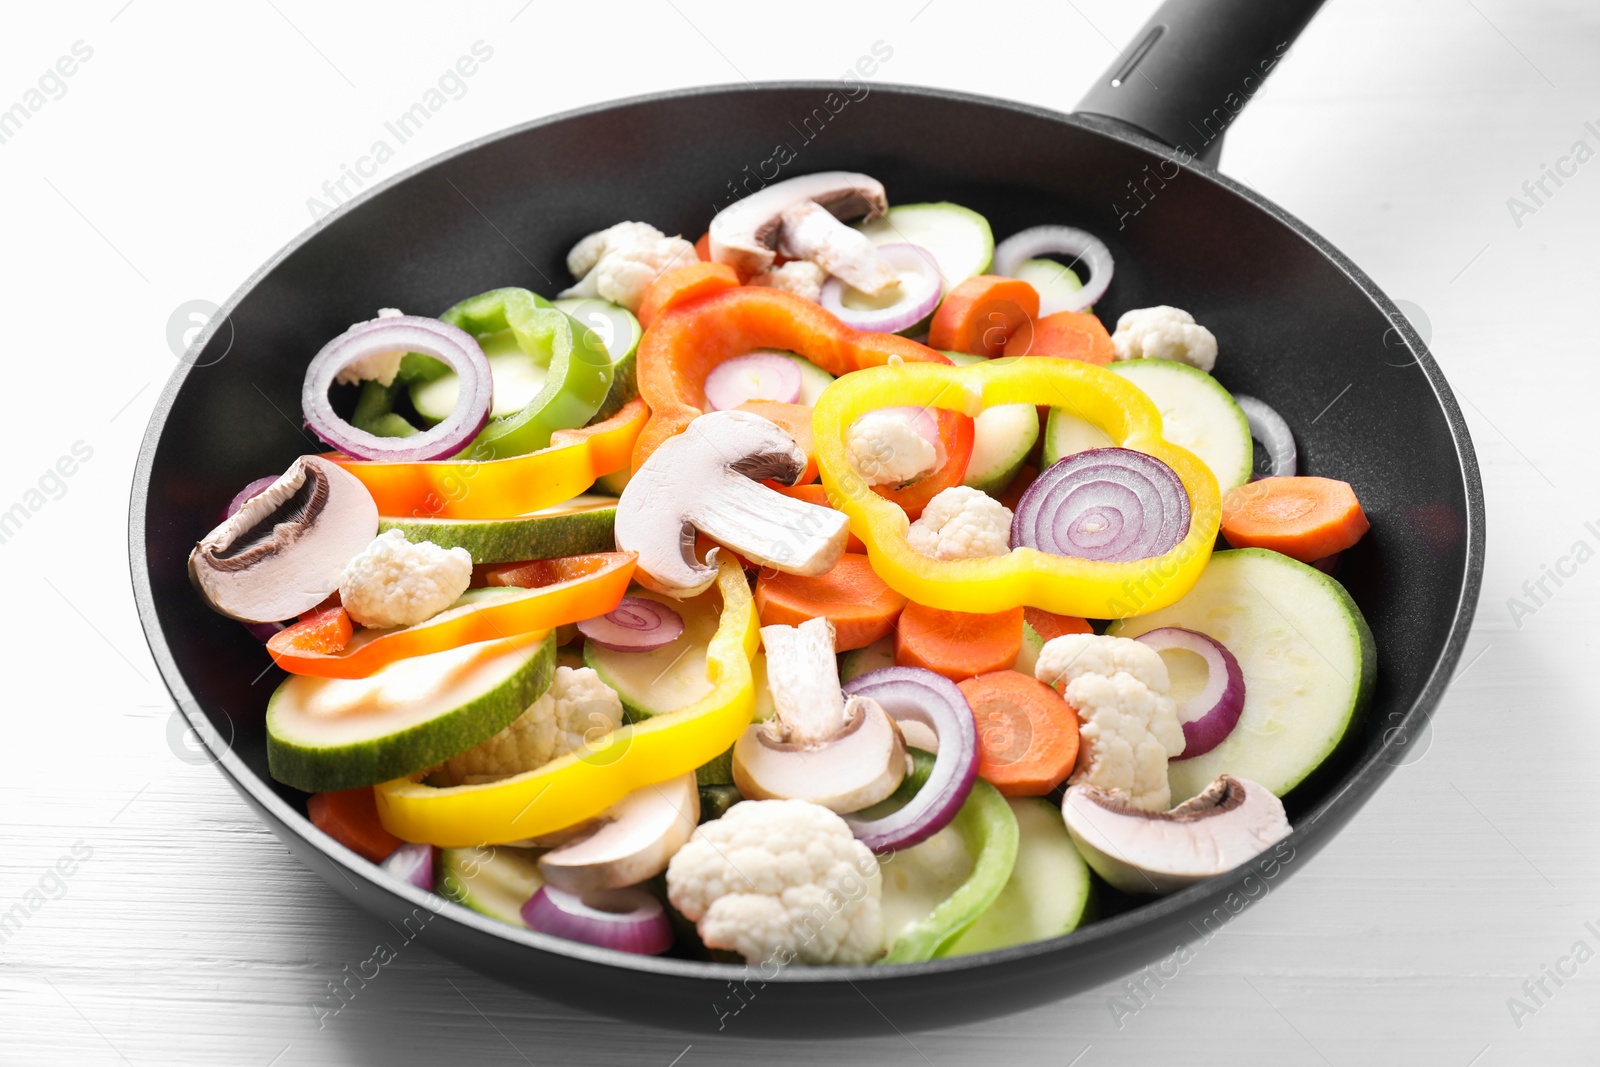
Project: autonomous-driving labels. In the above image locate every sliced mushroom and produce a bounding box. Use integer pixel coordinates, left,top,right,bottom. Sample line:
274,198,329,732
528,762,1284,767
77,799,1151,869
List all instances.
188,456,378,623
732,618,907,813
708,171,894,292
1061,775,1292,895
537,773,700,892
776,201,900,296
614,410,849,598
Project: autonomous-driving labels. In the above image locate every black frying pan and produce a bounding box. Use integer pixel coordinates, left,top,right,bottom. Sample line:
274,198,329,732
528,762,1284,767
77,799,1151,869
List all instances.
129,0,1483,1038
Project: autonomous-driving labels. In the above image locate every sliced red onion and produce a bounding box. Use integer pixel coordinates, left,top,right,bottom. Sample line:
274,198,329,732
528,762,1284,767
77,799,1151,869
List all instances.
1234,395,1297,479
380,842,436,891
303,315,491,461
704,352,802,410
840,666,978,853
521,885,672,955
576,596,685,653
993,226,1114,312
820,243,943,333
1011,448,1190,562
1312,553,1340,575
1135,627,1245,759
221,476,279,523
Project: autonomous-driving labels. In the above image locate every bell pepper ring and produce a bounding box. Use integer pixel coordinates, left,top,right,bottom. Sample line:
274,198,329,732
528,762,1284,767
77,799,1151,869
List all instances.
439,287,616,460
631,285,973,519
813,357,1221,618
268,552,637,679
373,558,760,846
329,398,647,520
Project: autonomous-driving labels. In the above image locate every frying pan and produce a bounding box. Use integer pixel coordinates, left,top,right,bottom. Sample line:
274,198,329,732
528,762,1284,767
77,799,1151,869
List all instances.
129,0,1483,1037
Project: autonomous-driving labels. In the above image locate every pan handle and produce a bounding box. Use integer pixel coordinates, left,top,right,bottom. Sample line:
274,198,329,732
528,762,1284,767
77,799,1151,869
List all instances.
1075,0,1326,165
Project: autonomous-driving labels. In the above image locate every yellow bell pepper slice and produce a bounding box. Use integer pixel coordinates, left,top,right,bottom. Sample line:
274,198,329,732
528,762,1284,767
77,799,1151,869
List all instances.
330,398,646,520
812,357,1220,618
373,558,759,846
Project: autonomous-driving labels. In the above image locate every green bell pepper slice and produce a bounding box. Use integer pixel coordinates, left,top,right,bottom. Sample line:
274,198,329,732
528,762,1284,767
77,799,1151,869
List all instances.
881,753,1020,963
439,287,614,459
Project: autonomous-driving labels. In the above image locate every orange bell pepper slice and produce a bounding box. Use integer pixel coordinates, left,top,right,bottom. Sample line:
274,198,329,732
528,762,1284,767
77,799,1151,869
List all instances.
329,399,647,520
633,285,973,519
268,551,636,678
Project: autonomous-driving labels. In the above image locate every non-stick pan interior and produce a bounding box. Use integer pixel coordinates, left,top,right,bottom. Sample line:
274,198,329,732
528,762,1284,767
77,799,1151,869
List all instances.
133,84,1478,1034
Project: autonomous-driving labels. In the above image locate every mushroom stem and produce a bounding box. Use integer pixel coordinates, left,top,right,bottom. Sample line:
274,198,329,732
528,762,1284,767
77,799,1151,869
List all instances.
777,201,900,297
615,410,849,598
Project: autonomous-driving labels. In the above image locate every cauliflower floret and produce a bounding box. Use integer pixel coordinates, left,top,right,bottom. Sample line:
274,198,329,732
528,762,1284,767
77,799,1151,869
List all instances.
434,666,624,785
748,260,827,303
333,307,406,386
846,409,937,486
666,799,884,965
1111,305,1218,373
338,529,472,629
1033,633,1169,693
560,221,698,312
1035,634,1183,811
906,485,1012,560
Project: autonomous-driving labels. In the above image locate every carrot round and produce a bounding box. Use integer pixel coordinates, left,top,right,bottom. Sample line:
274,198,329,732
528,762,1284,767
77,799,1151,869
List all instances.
637,261,740,328
1009,310,1115,365
928,276,1041,357
769,483,866,552
1023,607,1092,642
694,232,713,262
737,399,817,484
894,602,1024,681
1220,476,1370,563
755,554,908,651
958,670,1080,796
307,788,402,862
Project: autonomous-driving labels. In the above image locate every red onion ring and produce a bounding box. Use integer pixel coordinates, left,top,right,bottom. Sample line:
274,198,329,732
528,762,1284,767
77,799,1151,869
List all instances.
820,243,943,334
1135,627,1245,758
576,596,685,653
379,842,436,891
302,315,491,461
704,352,802,410
1234,395,1297,479
1011,447,1190,562
993,226,1114,312
841,666,978,853
521,885,672,955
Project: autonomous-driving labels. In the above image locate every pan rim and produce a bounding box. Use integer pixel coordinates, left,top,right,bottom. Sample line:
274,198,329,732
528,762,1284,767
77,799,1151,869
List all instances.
128,80,1485,987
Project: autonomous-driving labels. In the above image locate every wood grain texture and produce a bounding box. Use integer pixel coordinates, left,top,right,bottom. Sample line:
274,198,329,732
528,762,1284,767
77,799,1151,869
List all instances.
4,0,1598,1063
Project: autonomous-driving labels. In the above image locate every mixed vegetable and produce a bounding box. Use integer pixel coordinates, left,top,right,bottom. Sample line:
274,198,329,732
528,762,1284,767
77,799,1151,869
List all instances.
187,171,1377,967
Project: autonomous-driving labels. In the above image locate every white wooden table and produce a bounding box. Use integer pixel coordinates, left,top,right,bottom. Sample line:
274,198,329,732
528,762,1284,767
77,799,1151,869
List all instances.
4,1,1595,1062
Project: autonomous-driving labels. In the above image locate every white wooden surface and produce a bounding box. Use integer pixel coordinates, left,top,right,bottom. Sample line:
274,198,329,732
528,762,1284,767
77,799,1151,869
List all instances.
3,0,1596,1062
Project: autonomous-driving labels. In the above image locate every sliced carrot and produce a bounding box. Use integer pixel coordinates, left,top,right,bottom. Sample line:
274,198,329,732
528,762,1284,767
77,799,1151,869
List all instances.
275,602,353,655
928,276,1040,357
1008,310,1115,365
958,670,1080,796
755,554,908,651
768,483,866,552
1220,476,1370,563
307,788,402,862
1023,607,1093,642
637,261,740,329
737,399,817,484
895,602,1024,681
694,232,713,263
